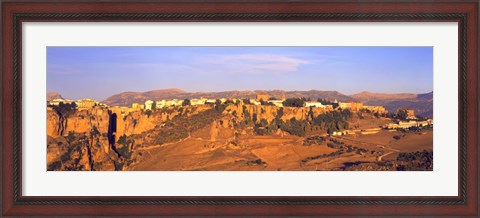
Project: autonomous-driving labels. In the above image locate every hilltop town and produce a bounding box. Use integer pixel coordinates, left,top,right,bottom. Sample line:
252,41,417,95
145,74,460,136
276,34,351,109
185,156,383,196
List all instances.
47,92,433,171
48,93,432,131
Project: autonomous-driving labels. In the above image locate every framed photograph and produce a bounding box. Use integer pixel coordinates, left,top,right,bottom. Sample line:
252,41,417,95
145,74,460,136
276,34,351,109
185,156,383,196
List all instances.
1,0,478,216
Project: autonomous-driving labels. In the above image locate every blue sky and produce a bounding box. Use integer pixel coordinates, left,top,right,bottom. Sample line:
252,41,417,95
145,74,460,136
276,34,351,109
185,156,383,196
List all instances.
47,47,433,101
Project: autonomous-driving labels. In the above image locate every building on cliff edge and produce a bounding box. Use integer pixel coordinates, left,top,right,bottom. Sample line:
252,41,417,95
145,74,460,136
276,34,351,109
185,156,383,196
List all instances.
144,100,154,110
304,101,325,108
48,98,74,106
76,98,98,109
256,94,269,102
338,101,363,111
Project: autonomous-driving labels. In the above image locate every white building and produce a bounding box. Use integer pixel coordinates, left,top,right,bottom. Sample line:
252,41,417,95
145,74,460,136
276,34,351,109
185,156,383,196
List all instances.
304,101,325,108
98,103,108,108
191,99,206,106
48,98,74,106
155,100,166,109
250,99,261,105
144,100,154,110
76,98,98,109
165,99,183,107
268,100,284,107
386,119,433,129
205,99,217,104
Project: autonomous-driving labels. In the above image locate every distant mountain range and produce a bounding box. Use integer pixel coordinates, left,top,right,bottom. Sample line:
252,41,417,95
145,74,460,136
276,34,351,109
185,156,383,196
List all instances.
351,91,417,101
100,88,357,106
353,91,433,117
48,89,433,117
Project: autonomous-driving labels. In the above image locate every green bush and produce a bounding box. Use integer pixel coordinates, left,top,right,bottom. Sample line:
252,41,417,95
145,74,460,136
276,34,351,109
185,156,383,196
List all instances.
145,110,152,117
395,150,433,171
52,102,77,117
279,118,307,137
283,98,305,107
214,100,226,112
182,99,191,106
152,109,220,145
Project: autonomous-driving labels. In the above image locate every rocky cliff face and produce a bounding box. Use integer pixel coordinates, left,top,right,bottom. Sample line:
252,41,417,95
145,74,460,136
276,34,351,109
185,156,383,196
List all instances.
221,104,330,124
46,107,178,171
47,103,342,171
47,106,197,137
47,107,110,137
47,104,220,170
48,103,319,138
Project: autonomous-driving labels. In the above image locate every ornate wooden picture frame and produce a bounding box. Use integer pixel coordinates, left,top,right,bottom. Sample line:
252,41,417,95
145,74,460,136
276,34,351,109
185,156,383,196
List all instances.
1,0,478,216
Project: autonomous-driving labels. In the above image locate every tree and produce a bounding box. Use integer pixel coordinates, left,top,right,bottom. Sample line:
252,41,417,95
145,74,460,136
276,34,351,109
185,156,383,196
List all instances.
182,99,191,106
52,102,77,117
145,110,152,117
332,102,339,109
281,118,307,137
254,118,273,135
396,109,408,120
259,99,274,106
224,99,235,104
214,99,226,112
90,125,100,137
117,134,128,146
283,98,305,107
327,128,333,135
308,107,314,120
259,118,268,127
357,111,364,119
151,101,157,111
317,98,332,105
386,112,395,118
66,131,76,145
276,107,284,119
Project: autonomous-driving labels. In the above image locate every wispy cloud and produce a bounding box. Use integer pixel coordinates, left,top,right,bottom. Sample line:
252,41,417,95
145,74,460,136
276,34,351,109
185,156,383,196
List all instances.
195,53,310,74
49,52,312,76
